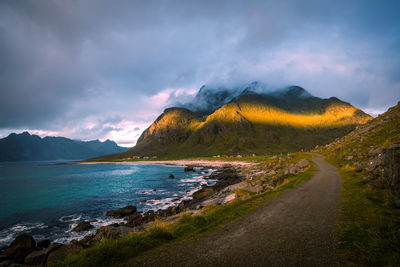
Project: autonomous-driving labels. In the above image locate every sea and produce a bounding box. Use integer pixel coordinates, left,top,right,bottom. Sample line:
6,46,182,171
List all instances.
0,161,215,247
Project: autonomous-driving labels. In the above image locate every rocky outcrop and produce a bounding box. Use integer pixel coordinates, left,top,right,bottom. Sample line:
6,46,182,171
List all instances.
0,234,36,263
106,205,137,218
73,221,94,232
184,166,195,172
384,144,400,207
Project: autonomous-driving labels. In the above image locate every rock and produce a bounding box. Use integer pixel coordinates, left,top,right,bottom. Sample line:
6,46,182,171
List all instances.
140,199,147,203
288,164,300,174
168,174,175,179
125,213,144,227
46,244,77,265
184,166,195,172
9,234,36,250
25,250,46,265
23,243,62,266
222,193,236,204
384,144,400,203
36,239,51,249
106,205,137,218
346,155,354,161
155,197,162,200
296,159,309,169
192,187,216,200
0,234,36,263
73,221,94,232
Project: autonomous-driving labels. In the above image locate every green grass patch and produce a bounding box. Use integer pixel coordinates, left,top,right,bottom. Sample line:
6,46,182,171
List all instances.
327,158,400,266
61,159,316,267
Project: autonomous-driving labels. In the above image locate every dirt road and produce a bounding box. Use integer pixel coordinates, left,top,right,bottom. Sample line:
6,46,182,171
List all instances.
126,154,341,266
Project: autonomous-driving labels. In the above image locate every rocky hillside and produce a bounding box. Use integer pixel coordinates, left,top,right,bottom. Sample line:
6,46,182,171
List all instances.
316,101,400,205
105,83,371,158
0,132,129,161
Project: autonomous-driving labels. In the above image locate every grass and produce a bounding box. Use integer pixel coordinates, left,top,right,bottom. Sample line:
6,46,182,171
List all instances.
327,159,400,266
60,157,316,267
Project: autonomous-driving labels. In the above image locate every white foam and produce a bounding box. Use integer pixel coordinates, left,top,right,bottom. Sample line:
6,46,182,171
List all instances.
54,217,125,244
0,222,47,246
59,213,83,223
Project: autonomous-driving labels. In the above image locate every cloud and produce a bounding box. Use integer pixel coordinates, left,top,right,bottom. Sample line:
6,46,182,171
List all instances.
0,0,399,145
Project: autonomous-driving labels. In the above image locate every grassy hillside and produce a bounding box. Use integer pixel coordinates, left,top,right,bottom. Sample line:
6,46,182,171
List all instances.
315,101,400,266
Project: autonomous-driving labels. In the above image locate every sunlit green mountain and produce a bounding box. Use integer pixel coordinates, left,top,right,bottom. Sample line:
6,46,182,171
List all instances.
100,83,372,159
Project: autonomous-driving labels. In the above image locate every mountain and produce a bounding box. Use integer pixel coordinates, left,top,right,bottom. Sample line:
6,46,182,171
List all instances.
0,132,129,161
317,100,400,198
102,83,372,159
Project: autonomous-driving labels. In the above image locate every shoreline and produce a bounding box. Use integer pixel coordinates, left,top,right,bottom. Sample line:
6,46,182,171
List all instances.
80,160,257,168
1,155,312,265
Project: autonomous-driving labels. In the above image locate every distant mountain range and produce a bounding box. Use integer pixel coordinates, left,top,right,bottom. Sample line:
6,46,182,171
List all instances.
96,82,372,159
0,132,128,161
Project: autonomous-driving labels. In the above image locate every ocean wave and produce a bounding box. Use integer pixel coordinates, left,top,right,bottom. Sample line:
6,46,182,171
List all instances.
59,213,83,223
0,222,47,246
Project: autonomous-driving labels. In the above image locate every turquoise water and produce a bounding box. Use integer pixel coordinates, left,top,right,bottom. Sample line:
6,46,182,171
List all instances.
0,161,213,246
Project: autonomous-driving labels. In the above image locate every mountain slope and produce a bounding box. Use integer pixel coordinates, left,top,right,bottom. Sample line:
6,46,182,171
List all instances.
314,100,400,266
106,83,371,158
0,132,129,161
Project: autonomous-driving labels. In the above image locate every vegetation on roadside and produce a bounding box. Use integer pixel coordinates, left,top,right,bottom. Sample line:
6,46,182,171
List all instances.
328,160,400,266
317,102,400,266
60,156,316,267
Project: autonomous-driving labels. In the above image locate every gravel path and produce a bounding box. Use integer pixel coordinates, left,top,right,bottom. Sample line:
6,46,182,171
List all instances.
125,154,341,266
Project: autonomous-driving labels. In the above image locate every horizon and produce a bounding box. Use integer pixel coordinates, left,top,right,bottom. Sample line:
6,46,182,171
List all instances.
0,0,399,146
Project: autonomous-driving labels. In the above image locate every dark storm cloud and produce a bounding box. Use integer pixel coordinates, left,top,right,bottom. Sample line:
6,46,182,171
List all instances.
0,0,399,143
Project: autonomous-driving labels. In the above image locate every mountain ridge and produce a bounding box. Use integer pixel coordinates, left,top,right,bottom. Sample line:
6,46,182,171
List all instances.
98,83,372,159
0,132,129,161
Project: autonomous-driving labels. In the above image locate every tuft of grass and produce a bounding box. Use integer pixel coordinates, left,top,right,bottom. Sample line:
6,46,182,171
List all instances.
327,159,400,266
61,159,316,267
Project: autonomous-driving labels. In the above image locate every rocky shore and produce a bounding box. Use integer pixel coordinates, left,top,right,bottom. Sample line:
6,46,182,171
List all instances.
0,157,310,266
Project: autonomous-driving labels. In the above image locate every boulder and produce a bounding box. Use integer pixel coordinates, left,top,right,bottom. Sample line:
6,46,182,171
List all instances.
184,166,195,172
0,234,36,263
106,205,137,218
125,213,144,227
296,159,309,169
168,174,175,179
9,234,36,250
25,250,47,265
192,187,216,200
73,221,94,232
384,143,400,206
46,244,77,265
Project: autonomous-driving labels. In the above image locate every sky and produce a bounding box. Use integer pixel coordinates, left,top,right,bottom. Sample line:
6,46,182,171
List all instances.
0,0,399,147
